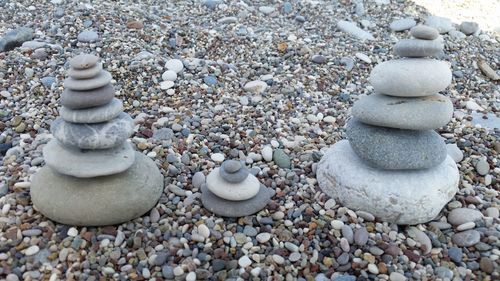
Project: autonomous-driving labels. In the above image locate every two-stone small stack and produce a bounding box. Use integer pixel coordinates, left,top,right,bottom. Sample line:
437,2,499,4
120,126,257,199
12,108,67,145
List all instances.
31,54,164,226
201,160,274,217
317,26,459,225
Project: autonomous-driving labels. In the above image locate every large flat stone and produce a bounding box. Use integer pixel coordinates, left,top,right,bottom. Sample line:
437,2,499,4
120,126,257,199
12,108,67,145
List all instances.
352,94,453,130
60,84,115,109
43,139,135,178
347,119,447,170
316,140,459,225
51,113,134,149
201,184,275,217
60,98,123,123
31,152,164,226
369,59,451,97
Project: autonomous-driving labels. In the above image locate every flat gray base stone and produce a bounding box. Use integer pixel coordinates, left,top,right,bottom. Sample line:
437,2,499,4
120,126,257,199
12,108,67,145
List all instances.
60,98,123,123
31,152,163,226
43,139,135,178
201,184,275,217
316,140,459,225
352,93,453,130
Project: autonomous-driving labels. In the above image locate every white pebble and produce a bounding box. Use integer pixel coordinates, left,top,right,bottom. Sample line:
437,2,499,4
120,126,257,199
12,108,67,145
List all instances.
355,52,372,63
367,263,379,274
238,255,252,267
186,272,196,281
256,232,271,243
211,153,225,162
262,145,273,162
250,267,262,277
161,70,177,81
331,220,344,230
160,80,175,90
67,227,78,237
457,222,475,231
173,266,184,276
243,80,267,94
325,198,336,209
165,59,184,73
272,254,285,264
24,245,39,256
198,224,210,238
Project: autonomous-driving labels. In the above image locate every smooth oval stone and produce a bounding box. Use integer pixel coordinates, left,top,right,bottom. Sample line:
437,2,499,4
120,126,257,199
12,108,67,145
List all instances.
425,16,453,34
31,152,163,226
346,119,447,170
352,94,453,130
201,184,275,217
60,84,115,109
221,160,242,173
369,59,452,97
64,70,112,91
410,25,440,40
206,168,260,201
69,54,99,69
68,63,103,79
219,165,249,183
60,98,123,123
43,139,135,178
316,140,459,225
51,113,134,149
394,39,443,57
389,17,416,32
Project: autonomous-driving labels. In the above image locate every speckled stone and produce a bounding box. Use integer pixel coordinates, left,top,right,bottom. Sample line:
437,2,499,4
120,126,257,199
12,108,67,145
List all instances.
51,113,134,149
393,39,443,57
201,184,275,217
69,54,99,69
316,140,459,225
43,139,135,178
68,63,103,79
60,98,123,123
31,152,163,226
64,70,112,91
60,84,115,109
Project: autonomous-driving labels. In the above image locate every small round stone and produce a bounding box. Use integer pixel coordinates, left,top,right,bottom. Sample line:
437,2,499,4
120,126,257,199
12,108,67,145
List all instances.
77,30,99,42
219,165,249,183
64,70,112,91
165,59,184,73
50,113,134,149
221,160,242,173
206,168,260,201
60,84,115,109
162,70,177,81
43,139,135,178
389,17,416,31
410,25,440,40
243,80,267,94
211,153,224,162
69,62,103,79
69,54,99,69
60,98,123,123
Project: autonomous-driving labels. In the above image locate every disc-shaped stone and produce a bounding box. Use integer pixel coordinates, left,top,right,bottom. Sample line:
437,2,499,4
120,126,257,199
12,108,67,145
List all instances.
410,25,440,40
393,39,443,58
60,98,123,123
369,59,451,97
221,160,242,173
201,184,275,217
346,119,447,170
51,113,134,149
64,70,112,91
69,54,99,69
316,140,459,225
68,63,103,79
352,94,453,130
60,84,115,109
43,139,135,178
206,168,260,201
31,152,163,226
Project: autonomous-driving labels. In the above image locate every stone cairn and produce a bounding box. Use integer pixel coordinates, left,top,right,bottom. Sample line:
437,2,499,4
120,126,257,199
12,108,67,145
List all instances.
31,54,164,226
201,160,274,217
316,26,459,225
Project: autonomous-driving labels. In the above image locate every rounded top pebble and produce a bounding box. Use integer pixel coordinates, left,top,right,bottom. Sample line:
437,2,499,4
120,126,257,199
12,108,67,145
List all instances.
221,160,242,173
410,25,440,40
70,54,99,69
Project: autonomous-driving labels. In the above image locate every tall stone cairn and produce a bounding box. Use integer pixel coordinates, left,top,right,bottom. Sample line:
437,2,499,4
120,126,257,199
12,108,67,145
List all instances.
31,54,164,226
316,26,459,225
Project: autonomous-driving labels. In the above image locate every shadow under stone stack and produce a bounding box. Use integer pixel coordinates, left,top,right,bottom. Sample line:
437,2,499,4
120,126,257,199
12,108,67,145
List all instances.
316,26,459,225
31,54,164,226
201,160,275,217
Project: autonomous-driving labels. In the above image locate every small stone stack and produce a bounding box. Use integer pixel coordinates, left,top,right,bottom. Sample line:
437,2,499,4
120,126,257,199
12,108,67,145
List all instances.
316,26,459,225
31,54,164,226
201,160,274,217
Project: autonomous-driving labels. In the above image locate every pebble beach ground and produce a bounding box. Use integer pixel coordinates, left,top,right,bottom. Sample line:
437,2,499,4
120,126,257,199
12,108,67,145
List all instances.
0,0,499,280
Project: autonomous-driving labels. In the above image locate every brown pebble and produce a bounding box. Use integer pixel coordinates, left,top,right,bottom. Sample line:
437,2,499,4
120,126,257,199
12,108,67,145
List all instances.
479,257,495,274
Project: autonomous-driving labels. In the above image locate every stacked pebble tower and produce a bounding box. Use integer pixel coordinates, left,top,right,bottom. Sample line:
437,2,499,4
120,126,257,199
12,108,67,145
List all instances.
31,54,164,226
316,26,460,225
201,160,275,217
